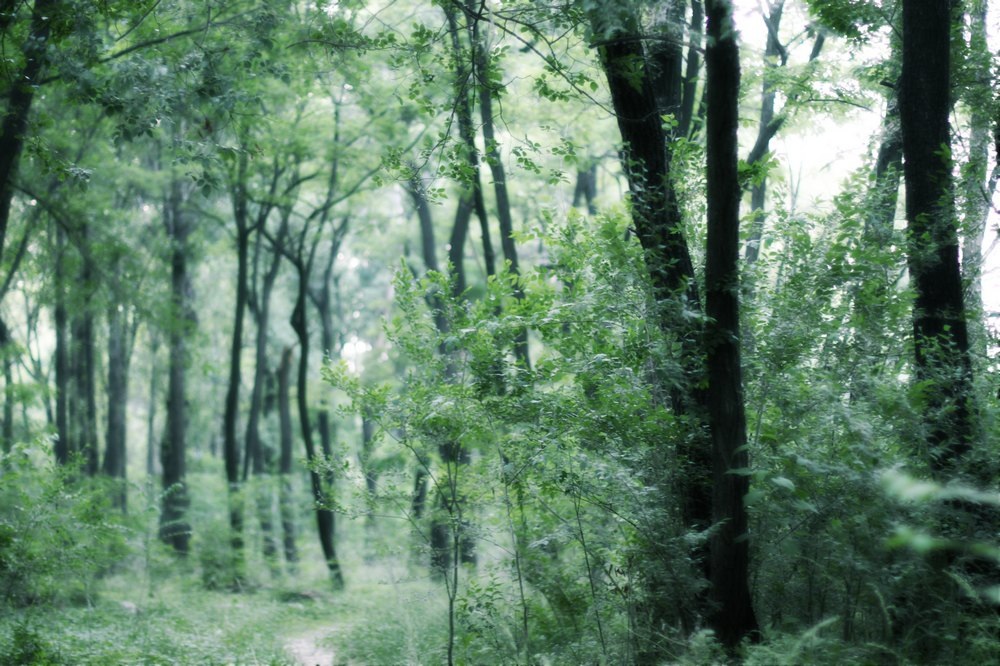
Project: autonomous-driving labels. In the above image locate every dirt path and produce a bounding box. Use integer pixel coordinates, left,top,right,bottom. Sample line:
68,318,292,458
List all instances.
285,628,336,666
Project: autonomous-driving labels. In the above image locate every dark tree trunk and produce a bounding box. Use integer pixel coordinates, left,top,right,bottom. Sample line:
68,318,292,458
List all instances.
71,222,99,476
474,17,530,369
445,2,496,280
223,153,251,586
448,195,472,296
104,296,129,510
0,318,13,455
146,334,160,477
291,276,344,589
277,346,299,569
704,0,760,649
159,177,192,555
0,0,56,268
589,1,712,641
571,165,597,215
744,0,785,265
53,224,70,465
679,1,704,140
361,411,377,556
900,0,973,471
247,217,284,574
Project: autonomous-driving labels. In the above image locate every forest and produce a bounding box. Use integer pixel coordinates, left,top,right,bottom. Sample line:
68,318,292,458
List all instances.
0,0,998,663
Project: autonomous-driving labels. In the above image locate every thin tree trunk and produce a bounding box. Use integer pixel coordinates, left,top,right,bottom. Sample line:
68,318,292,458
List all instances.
159,176,192,555
104,295,129,510
473,15,530,369
960,0,997,358
704,0,760,649
571,165,597,215
291,276,344,589
1,318,13,455
445,2,496,280
53,223,70,466
223,153,250,586
278,346,299,569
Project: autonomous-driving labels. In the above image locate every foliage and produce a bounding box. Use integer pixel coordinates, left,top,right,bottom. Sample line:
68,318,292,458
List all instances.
0,443,129,608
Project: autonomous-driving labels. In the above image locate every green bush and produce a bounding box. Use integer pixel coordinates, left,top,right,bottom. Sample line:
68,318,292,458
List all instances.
0,442,129,608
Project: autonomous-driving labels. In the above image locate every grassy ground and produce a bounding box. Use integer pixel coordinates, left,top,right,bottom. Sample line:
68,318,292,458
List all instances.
0,466,452,665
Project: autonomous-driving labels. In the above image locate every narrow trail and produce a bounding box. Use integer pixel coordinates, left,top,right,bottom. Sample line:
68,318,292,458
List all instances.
285,628,336,666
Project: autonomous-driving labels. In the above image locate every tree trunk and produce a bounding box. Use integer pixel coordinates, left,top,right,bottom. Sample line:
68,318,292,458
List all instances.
474,15,530,369
71,222,99,476
291,276,344,589
223,154,250,586
159,177,192,555
247,222,284,574
0,0,56,269
445,2,496,281
704,0,760,649
278,346,299,570
104,296,129,510
0,318,13,455
900,0,974,471
959,0,996,357
571,165,597,215
744,0,785,265
146,334,160,477
589,1,712,642
53,223,70,466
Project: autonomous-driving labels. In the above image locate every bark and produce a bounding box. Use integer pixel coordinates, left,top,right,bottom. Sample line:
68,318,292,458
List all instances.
474,15,530,369
0,0,57,270
291,273,344,588
278,346,299,569
744,0,785,265
704,0,760,649
159,176,192,555
589,2,712,640
900,0,973,471
449,195,472,296
146,334,160,476
679,1,704,140
223,152,250,585
361,411,377,553
70,222,99,476
104,296,129,510
445,1,496,280
53,224,70,465
960,0,996,346
0,318,12,455
246,215,285,573
571,165,597,215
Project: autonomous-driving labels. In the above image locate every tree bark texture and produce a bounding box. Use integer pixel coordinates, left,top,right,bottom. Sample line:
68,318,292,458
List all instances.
159,177,192,555
0,0,57,270
278,346,299,569
900,0,974,471
291,276,344,588
589,2,713,641
53,224,70,465
223,153,250,584
704,0,760,649
104,296,129,510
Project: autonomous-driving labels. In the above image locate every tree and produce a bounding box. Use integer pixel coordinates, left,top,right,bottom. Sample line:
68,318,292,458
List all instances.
899,0,974,472
704,0,760,649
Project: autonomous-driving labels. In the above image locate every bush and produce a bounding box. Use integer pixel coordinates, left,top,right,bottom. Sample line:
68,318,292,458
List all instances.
0,442,129,607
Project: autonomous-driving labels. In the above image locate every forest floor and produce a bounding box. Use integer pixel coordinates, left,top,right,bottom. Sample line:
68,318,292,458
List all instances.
285,627,337,666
